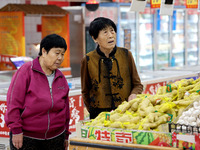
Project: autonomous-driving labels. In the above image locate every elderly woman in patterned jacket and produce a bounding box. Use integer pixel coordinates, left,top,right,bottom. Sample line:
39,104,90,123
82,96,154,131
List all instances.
81,17,143,119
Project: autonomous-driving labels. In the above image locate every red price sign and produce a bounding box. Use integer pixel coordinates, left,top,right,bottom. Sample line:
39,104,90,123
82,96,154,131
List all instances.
69,94,84,132
143,81,167,95
0,101,9,138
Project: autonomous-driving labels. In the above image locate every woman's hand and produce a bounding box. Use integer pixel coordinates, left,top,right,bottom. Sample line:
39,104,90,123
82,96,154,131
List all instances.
65,140,69,150
128,94,137,101
12,134,23,149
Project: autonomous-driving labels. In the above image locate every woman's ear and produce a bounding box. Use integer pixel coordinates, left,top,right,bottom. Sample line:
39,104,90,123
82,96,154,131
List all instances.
92,36,98,44
42,48,47,56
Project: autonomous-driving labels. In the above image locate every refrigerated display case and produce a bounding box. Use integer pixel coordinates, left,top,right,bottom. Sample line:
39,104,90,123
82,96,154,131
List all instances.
139,8,154,71
119,6,157,71
120,6,138,64
186,10,199,66
171,9,185,67
155,10,171,70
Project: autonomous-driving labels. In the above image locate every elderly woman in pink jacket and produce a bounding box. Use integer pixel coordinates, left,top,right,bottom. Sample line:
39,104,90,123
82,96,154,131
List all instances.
5,34,70,150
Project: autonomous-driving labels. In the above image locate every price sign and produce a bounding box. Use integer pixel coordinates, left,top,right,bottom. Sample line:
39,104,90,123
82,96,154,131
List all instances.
186,0,198,8
69,94,84,132
151,0,161,8
0,101,9,138
143,81,167,95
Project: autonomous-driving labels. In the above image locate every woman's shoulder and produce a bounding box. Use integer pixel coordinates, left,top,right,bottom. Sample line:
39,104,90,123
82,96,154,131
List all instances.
17,61,32,72
116,47,130,55
86,50,97,57
82,50,98,62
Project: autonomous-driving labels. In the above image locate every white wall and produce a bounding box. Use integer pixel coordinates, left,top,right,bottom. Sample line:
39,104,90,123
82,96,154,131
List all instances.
25,16,42,58
30,0,47,4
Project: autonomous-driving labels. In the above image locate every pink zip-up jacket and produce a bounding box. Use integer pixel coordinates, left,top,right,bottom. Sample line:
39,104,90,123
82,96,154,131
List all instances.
5,57,71,140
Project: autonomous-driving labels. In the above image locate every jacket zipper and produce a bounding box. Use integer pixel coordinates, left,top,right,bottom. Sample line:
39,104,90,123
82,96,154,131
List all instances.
45,76,58,139
33,68,60,139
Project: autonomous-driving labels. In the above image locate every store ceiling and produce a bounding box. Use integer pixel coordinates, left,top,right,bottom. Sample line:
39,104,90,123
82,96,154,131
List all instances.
0,4,68,15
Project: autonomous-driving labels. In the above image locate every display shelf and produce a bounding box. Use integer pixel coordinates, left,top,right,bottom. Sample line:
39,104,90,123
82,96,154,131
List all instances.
187,47,197,51
120,20,136,24
172,30,184,34
69,137,181,150
172,49,184,54
157,50,170,54
188,39,198,42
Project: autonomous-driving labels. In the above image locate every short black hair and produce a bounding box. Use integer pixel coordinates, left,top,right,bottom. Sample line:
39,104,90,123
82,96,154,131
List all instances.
38,34,67,56
89,17,117,40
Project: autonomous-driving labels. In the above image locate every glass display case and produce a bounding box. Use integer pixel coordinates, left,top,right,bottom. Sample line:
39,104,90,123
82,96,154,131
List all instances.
118,5,200,72
120,6,137,64
186,10,198,66
156,10,171,70
138,8,154,71
171,9,185,67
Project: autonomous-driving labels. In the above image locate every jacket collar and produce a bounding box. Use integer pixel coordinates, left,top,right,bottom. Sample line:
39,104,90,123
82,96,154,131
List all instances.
96,45,117,57
32,57,63,78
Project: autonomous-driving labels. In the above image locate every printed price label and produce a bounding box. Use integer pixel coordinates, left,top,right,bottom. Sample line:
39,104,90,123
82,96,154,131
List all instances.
151,0,161,8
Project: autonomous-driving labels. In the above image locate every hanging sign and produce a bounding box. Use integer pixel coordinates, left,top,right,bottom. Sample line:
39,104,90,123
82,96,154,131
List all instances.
160,0,174,16
129,0,147,12
185,0,198,8
0,12,25,56
151,0,161,8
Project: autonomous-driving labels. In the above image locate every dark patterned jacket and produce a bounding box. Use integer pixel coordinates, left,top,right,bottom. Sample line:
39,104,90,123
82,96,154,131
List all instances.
81,46,143,112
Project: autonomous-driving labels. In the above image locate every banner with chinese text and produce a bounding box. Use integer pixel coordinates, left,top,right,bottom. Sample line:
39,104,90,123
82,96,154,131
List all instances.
42,15,70,68
0,101,9,138
143,81,167,95
0,12,25,56
0,54,16,70
69,95,84,132
80,123,172,146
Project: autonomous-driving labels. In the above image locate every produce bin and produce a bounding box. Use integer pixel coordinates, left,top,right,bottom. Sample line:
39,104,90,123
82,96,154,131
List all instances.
76,121,172,146
70,121,182,149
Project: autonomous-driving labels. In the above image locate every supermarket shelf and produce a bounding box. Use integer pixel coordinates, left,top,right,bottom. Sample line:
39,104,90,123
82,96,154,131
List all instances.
69,137,181,150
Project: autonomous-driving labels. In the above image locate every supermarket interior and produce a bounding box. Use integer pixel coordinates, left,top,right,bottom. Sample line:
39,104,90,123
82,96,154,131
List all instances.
1,0,200,149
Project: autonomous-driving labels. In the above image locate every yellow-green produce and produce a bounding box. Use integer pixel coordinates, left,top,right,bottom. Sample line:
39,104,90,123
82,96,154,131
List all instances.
85,78,200,132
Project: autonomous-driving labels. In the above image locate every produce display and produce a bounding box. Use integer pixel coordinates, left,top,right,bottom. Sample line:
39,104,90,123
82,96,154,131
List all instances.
176,100,200,127
86,77,200,131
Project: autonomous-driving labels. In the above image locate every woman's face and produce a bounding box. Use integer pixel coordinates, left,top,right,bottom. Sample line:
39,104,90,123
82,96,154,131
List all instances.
94,26,116,51
42,47,65,71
